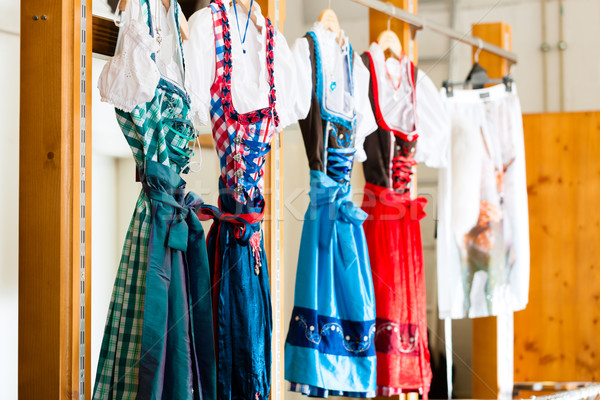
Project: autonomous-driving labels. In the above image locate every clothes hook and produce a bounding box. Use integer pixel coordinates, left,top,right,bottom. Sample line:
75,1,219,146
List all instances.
382,1,395,30
388,1,396,18
474,38,483,63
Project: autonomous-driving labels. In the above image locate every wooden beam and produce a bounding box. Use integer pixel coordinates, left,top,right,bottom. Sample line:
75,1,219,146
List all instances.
470,22,512,400
19,0,91,399
197,133,215,148
254,1,285,399
92,14,118,57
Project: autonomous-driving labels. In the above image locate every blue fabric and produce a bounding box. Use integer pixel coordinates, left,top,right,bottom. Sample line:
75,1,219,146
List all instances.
138,160,215,400
286,344,377,396
286,306,375,357
205,180,272,400
289,381,376,398
285,170,377,395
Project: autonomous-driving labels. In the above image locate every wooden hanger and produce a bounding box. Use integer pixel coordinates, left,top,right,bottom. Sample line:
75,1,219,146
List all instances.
233,0,263,35
117,0,189,40
377,16,402,59
318,0,342,43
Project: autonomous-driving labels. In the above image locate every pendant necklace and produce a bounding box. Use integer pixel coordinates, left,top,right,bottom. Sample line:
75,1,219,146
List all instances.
155,0,162,52
385,55,403,102
232,0,254,54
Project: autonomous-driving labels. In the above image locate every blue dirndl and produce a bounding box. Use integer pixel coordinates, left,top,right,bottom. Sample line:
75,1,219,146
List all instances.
200,180,272,400
285,170,377,397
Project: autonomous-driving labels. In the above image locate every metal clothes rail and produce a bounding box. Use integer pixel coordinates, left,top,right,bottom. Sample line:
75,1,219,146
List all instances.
350,0,518,64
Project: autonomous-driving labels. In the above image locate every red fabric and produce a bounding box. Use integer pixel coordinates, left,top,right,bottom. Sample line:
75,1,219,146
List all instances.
362,182,432,397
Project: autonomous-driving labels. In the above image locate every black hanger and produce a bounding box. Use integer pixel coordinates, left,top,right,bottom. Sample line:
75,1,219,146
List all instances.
442,39,514,97
465,62,488,89
465,39,487,89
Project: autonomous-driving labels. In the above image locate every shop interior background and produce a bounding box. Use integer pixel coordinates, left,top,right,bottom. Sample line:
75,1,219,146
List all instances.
2,0,600,399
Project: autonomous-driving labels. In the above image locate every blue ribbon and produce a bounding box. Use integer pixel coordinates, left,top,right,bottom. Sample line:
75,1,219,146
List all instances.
308,170,367,269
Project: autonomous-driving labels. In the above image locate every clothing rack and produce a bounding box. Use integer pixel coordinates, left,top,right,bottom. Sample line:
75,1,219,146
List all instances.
443,75,514,96
349,0,518,64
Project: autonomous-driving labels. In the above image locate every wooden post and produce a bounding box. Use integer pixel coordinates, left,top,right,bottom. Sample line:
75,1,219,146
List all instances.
369,0,418,62
472,23,512,79
470,22,513,400
255,1,286,398
19,0,92,399
369,2,417,399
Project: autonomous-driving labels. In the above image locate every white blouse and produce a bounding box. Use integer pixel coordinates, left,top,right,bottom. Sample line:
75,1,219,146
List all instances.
183,1,310,131
367,42,417,137
414,69,451,168
293,23,377,162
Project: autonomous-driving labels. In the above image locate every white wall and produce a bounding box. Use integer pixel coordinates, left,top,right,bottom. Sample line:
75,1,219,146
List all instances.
90,154,119,381
0,0,20,398
417,0,600,113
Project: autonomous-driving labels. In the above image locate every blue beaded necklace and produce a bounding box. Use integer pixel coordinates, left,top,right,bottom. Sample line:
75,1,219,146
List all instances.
232,0,254,54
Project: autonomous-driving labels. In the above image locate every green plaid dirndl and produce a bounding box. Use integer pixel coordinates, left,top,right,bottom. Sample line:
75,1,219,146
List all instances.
92,1,205,398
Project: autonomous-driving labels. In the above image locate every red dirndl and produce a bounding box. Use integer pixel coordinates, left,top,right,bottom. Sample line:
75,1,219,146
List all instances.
362,182,432,397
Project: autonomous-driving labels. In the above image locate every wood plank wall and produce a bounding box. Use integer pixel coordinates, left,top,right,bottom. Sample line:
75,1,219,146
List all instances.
514,111,600,382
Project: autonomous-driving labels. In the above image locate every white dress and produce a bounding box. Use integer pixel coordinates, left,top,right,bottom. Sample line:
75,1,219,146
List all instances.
436,84,530,319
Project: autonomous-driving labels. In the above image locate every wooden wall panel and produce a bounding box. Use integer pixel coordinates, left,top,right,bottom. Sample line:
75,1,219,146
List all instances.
19,0,91,398
514,111,600,382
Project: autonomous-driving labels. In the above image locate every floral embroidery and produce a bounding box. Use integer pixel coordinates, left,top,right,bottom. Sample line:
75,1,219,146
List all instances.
375,322,419,354
293,314,376,354
332,125,353,148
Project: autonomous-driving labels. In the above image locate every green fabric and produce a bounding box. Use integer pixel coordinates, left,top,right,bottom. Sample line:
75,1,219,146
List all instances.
137,160,214,400
93,84,196,400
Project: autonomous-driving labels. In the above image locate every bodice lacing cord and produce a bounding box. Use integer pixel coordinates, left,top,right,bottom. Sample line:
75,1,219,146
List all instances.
234,137,271,199
326,147,357,184
163,116,197,170
391,155,416,194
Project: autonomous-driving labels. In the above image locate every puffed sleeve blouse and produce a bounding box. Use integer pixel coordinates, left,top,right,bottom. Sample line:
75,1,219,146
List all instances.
183,0,311,131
